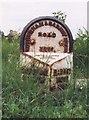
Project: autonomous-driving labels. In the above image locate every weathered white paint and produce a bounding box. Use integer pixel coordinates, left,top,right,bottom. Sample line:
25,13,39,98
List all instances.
23,52,70,65
20,52,73,74
29,25,69,53
20,18,73,89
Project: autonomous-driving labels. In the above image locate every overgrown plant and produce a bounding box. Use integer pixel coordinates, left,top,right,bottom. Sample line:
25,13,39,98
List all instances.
74,28,89,78
2,31,88,118
52,11,67,23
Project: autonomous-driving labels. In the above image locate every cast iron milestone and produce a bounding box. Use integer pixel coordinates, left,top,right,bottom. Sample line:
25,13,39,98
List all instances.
20,16,73,90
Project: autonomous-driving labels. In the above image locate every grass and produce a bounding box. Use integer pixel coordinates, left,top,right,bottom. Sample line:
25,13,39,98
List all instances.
2,37,88,118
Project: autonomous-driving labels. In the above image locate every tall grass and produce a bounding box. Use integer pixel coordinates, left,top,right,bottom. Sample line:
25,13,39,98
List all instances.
2,33,88,118
73,28,89,79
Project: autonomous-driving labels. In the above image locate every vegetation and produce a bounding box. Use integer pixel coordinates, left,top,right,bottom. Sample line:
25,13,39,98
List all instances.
52,11,67,23
74,28,89,79
1,28,88,119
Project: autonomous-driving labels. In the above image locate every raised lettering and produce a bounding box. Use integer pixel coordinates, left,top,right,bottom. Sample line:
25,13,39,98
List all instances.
45,21,48,25
43,33,47,37
39,21,44,27
49,21,52,26
30,26,36,31
35,24,39,29
38,32,42,37
52,32,56,38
